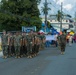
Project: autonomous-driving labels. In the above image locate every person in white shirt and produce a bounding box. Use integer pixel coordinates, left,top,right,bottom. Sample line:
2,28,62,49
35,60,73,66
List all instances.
69,35,73,46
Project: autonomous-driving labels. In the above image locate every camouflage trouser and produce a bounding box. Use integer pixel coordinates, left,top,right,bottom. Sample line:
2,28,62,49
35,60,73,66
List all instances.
15,46,20,56
32,44,39,54
27,43,32,56
60,43,66,52
2,45,8,56
20,45,27,56
8,46,11,56
41,42,45,49
36,44,40,53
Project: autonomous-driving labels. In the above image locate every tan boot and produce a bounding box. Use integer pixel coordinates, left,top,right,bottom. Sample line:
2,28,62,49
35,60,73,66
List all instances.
29,56,32,58
4,56,7,59
18,56,20,58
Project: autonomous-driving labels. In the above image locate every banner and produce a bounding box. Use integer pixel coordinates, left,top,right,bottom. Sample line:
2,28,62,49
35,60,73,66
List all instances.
45,35,56,41
22,26,36,32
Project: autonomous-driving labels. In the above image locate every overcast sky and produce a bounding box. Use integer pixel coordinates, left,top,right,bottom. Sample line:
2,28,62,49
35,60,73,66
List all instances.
38,0,76,18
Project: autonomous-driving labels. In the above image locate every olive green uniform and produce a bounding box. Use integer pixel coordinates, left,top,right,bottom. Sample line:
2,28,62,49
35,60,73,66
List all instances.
1,34,8,57
59,34,66,53
26,34,33,57
14,34,22,57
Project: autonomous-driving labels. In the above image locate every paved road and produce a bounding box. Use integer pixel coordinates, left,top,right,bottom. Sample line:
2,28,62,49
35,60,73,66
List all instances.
0,43,76,75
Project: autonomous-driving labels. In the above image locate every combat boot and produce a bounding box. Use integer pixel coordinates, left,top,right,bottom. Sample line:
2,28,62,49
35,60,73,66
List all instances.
18,56,20,58
29,56,32,58
4,56,7,59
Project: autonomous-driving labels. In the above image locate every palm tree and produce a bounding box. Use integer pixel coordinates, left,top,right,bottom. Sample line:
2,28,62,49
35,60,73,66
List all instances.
56,10,62,22
41,0,51,30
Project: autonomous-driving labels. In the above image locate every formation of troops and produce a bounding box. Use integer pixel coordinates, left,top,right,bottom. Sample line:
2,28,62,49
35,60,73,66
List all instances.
1,29,73,58
1,30,46,59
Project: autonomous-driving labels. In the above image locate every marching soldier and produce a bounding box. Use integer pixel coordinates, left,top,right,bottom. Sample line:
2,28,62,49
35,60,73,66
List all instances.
14,31,22,58
26,31,33,58
20,32,24,57
23,32,27,56
32,32,40,57
8,32,15,57
39,33,46,50
36,34,40,55
32,32,37,57
59,31,66,55
20,32,27,57
7,32,12,57
1,30,8,58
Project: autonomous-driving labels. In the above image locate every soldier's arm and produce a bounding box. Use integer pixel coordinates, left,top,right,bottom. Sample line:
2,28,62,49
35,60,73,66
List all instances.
7,36,10,45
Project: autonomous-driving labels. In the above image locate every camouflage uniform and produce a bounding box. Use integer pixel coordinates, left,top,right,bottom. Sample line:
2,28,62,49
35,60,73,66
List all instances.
14,33,22,58
36,35,40,55
57,35,61,49
20,33,27,57
26,33,33,58
59,33,66,54
8,33,15,57
1,33,8,58
39,34,46,50
24,34,27,56
32,34,37,57
20,34,24,57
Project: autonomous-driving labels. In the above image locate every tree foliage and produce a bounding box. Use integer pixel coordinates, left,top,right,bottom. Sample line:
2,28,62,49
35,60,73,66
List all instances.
41,2,51,15
0,0,42,31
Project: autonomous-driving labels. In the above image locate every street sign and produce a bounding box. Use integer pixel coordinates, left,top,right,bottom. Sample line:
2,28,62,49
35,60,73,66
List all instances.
22,26,36,32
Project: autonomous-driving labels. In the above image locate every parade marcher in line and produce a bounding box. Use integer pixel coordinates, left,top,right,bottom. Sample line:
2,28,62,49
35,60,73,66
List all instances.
45,33,50,47
20,32,25,57
26,31,33,58
32,32,37,57
10,33,15,56
54,33,58,47
20,32,27,57
32,32,40,57
69,35,73,46
59,31,66,55
7,32,12,57
57,33,61,49
66,33,70,44
1,30,8,58
14,31,22,58
36,33,40,55
23,32,27,56
7,32,15,57
39,33,46,50
74,34,76,43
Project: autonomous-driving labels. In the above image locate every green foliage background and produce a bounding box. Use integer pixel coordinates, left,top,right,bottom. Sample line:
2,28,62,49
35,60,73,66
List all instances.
0,0,42,31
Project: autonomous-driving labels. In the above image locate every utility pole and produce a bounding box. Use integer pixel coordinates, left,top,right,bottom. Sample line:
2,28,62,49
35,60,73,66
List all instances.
45,0,47,32
60,2,63,32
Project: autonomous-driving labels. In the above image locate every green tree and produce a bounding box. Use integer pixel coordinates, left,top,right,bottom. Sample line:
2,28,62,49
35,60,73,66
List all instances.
41,1,51,28
47,21,52,28
56,10,61,22
0,0,42,31
56,10,64,22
